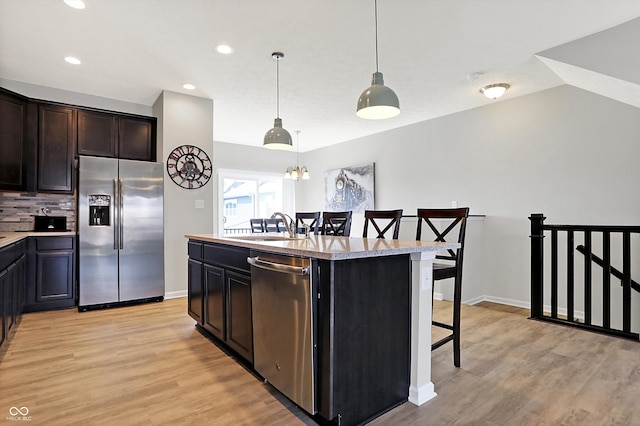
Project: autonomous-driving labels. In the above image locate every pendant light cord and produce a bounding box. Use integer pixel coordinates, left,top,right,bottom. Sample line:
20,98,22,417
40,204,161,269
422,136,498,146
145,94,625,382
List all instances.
374,0,379,72
276,57,280,118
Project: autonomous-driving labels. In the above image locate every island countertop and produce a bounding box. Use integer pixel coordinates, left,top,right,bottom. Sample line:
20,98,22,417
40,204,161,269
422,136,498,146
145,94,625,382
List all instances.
185,233,458,260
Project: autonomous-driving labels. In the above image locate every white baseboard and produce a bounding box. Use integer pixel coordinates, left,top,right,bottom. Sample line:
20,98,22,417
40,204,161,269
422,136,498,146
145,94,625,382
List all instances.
408,383,437,406
464,295,585,320
434,292,444,301
165,290,187,300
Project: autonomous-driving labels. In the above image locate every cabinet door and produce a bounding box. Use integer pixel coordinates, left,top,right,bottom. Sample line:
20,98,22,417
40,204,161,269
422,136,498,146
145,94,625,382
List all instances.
77,110,117,157
225,270,253,362
187,258,203,323
204,264,225,341
38,104,75,193
35,251,74,302
118,116,154,161
0,91,27,191
0,268,7,347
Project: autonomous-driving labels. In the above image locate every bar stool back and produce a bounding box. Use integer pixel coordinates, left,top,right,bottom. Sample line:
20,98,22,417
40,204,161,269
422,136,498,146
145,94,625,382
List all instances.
321,211,353,236
295,212,321,235
363,209,403,239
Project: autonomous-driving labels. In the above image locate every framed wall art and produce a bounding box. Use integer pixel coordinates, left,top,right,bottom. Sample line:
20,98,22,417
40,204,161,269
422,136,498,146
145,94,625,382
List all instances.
324,163,374,212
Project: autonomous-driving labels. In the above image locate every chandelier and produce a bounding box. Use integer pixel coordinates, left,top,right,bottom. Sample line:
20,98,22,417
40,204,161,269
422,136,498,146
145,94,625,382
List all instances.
284,130,310,180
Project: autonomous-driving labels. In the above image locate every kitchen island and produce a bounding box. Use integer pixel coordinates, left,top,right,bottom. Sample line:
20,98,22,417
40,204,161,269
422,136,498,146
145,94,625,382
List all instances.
186,233,458,425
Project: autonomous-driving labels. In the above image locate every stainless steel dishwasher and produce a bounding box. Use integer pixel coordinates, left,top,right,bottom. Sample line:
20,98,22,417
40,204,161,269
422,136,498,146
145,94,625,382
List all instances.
248,251,316,414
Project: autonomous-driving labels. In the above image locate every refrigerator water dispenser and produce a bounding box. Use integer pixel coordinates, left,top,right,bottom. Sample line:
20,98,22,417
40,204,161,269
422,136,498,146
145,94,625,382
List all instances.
88,194,111,226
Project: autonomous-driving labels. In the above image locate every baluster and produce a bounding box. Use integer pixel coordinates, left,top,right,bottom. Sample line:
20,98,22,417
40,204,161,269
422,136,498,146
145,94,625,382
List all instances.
623,231,631,333
602,231,611,329
584,231,592,325
551,229,558,319
567,230,574,322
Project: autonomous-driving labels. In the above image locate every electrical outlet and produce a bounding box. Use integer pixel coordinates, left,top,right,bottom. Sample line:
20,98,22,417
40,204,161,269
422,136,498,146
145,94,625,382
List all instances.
195,200,204,209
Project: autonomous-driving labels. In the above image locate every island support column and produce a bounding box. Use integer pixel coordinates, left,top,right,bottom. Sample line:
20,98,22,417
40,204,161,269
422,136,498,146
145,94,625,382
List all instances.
409,251,437,405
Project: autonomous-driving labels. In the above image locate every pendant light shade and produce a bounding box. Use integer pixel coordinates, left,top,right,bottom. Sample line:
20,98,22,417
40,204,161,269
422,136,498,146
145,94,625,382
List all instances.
264,118,292,150
357,71,400,119
264,52,292,150
356,0,400,120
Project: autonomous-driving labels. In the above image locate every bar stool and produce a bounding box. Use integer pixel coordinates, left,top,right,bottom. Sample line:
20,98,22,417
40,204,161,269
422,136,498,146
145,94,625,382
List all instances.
321,211,353,236
264,218,285,233
363,209,403,239
295,212,321,235
250,218,265,233
416,207,469,367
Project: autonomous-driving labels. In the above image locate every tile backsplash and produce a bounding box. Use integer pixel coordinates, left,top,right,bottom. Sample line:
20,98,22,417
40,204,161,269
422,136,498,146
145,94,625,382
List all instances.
0,192,76,232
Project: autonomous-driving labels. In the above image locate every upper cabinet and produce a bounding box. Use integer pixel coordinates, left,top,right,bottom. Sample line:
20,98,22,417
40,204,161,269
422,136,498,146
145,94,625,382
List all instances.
78,110,155,161
0,89,30,192
0,87,158,194
37,104,76,194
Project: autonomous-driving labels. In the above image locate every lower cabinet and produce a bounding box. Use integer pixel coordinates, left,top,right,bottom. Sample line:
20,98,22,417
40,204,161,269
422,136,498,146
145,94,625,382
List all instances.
23,236,76,312
0,240,26,349
187,240,253,363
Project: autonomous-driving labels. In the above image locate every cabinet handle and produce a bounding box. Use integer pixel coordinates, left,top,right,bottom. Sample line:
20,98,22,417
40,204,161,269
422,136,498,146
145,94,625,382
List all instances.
247,256,309,275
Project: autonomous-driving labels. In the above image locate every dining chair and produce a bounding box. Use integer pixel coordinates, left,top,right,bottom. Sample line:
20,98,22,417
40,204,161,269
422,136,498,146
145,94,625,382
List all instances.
321,211,353,237
249,218,265,233
416,207,469,367
363,209,403,239
264,218,285,233
295,212,321,235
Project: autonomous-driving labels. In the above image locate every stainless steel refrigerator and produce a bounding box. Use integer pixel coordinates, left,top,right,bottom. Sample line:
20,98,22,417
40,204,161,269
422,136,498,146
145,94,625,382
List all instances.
78,155,164,310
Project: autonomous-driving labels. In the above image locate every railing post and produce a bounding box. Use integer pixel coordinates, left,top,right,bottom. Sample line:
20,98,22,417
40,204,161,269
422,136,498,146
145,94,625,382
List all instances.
529,213,546,318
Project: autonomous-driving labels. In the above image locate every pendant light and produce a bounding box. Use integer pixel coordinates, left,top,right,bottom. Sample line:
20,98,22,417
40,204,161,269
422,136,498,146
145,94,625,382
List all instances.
284,131,310,180
264,52,292,150
356,0,400,120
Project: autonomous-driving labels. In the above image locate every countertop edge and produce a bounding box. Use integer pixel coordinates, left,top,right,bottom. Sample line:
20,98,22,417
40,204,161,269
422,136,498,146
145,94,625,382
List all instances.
0,231,76,249
185,234,459,261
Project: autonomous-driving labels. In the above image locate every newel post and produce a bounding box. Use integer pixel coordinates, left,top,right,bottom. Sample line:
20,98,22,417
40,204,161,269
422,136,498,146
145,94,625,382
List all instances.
529,213,546,318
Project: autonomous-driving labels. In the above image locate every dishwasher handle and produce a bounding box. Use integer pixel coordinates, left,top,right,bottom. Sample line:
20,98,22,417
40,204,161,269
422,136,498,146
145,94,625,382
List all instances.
247,256,309,276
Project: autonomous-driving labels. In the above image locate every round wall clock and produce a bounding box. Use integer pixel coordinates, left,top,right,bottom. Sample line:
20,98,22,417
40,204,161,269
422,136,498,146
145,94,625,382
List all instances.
166,145,212,189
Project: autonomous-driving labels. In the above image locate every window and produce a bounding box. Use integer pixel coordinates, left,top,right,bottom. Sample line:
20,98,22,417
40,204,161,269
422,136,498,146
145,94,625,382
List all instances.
217,169,294,234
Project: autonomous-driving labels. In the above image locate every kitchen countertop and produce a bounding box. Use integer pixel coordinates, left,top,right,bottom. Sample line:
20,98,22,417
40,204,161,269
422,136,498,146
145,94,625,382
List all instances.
186,233,459,261
0,231,76,249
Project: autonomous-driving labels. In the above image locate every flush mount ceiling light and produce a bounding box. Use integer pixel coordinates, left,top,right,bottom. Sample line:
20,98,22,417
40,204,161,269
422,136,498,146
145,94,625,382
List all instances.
64,56,81,65
215,44,234,55
263,52,292,150
356,0,400,120
64,0,85,9
480,83,510,99
284,131,310,181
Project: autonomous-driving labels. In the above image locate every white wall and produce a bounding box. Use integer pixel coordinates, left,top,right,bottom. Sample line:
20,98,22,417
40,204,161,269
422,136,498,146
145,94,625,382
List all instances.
153,91,214,298
0,78,152,116
296,85,640,308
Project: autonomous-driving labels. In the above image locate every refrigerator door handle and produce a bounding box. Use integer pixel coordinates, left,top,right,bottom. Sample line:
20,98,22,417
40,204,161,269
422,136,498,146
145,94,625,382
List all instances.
119,179,124,250
113,178,119,250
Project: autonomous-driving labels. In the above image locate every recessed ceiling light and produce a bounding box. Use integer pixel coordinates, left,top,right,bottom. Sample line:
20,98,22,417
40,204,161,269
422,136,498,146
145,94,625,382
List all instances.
64,0,86,9
215,44,234,55
183,84,196,90
64,56,81,65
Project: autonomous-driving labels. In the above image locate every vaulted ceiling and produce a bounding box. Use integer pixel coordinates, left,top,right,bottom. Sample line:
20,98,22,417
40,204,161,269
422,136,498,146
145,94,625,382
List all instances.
2,1,639,151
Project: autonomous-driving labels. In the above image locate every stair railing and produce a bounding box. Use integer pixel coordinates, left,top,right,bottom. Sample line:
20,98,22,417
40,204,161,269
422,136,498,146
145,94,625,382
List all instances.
530,213,640,340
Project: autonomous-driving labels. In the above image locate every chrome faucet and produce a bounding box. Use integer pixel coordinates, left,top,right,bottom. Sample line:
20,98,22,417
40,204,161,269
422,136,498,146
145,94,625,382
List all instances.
271,212,296,238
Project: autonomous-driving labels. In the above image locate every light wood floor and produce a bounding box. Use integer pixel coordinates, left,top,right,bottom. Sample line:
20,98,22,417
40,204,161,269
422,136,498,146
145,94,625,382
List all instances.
1,298,638,425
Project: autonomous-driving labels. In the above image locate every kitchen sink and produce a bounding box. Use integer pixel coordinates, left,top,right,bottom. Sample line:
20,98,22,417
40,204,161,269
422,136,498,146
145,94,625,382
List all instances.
229,235,306,242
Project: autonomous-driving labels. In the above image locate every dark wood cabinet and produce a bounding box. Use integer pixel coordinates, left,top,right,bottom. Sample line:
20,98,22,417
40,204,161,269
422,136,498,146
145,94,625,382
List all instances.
187,258,203,323
77,110,117,158
224,270,252,360
118,116,154,161
187,240,253,363
24,236,76,312
203,263,224,340
78,110,155,161
0,89,29,191
38,104,76,193
0,240,27,350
